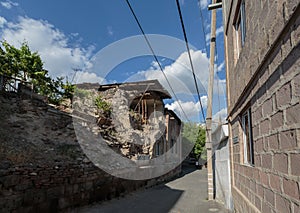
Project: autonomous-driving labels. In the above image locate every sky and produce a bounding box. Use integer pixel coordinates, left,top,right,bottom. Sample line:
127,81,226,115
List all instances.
0,0,226,123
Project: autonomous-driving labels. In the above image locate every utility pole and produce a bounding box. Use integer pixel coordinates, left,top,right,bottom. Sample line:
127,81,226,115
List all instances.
206,0,222,200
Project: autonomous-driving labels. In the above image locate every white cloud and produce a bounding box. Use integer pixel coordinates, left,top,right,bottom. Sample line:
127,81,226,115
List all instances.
217,61,225,72
206,23,211,31
205,33,210,43
132,50,210,96
205,26,224,43
107,26,113,36
74,71,106,84
198,0,209,9
166,98,227,123
150,61,160,70
166,96,207,120
71,32,79,37
215,78,227,96
126,49,227,122
0,16,7,28
0,16,94,79
216,26,224,36
213,108,228,122
1,0,18,9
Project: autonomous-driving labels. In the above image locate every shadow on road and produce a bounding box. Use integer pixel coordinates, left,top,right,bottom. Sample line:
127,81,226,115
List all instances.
79,184,184,213
78,164,229,213
179,160,201,177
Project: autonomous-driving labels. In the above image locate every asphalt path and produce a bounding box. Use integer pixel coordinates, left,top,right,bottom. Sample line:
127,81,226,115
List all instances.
78,165,230,213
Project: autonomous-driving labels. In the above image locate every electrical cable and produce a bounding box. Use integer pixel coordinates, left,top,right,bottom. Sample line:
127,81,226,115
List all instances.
125,0,191,122
175,0,206,123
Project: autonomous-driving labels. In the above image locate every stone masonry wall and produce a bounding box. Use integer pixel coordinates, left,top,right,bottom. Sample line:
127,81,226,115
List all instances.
0,161,180,213
0,94,181,212
224,0,300,212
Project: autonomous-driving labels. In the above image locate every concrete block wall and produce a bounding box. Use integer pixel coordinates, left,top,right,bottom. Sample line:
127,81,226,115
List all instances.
224,0,300,212
224,0,299,113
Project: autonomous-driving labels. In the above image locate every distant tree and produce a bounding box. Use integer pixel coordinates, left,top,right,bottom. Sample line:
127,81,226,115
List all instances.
194,126,206,159
182,122,199,144
182,122,206,159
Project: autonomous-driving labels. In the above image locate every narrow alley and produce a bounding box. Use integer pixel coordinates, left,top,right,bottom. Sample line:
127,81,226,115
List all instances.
79,164,230,213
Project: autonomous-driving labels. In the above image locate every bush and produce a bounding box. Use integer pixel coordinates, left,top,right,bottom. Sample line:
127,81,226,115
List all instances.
95,95,111,114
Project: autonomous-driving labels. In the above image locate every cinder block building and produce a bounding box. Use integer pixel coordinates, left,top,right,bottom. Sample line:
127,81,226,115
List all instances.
222,0,300,212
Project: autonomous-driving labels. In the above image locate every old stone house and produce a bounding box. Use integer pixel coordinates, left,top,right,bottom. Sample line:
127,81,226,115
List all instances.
76,80,182,161
222,0,299,212
154,108,182,161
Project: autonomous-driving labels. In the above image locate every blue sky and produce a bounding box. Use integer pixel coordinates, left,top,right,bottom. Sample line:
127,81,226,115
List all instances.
0,0,226,123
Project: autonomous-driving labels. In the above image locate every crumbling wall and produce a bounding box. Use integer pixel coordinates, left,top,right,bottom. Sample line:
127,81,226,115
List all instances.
73,87,167,160
0,94,181,212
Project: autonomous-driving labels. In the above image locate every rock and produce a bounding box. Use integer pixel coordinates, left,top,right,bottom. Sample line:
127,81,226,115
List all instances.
97,117,107,125
83,158,90,163
76,157,83,161
0,161,12,170
66,124,74,130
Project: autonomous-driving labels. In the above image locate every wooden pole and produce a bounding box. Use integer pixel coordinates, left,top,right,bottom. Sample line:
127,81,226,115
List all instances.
206,0,217,201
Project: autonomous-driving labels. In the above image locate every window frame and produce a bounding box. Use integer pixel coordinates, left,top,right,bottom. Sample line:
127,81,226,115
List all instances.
241,108,254,166
155,141,160,156
234,0,246,58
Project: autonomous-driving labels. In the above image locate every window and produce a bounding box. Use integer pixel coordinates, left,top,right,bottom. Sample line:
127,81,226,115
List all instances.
155,142,160,156
235,0,246,57
242,109,254,165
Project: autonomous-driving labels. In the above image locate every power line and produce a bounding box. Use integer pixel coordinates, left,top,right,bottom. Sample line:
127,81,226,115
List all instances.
175,0,206,123
125,0,190,122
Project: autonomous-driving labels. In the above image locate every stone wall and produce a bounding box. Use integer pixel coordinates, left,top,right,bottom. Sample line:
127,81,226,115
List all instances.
0,94,181,212
224,0,300,212
0,161,180,213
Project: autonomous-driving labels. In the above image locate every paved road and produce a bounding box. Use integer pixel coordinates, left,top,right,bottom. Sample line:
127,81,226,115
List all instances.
78,166,230,213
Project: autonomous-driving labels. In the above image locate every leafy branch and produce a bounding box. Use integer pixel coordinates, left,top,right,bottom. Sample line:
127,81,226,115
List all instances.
0,40,75,105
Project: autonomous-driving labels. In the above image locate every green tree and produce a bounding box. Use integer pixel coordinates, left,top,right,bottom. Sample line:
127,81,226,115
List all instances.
0,41,73,105
0,41,21,78
62,80,75,101
182,122,206,159
193,126,206,159
182,122,199,144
